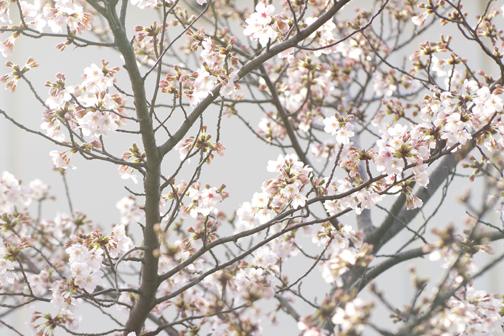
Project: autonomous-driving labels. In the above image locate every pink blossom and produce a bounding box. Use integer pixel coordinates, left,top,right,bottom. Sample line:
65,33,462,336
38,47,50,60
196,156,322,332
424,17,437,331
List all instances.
219,71,240,96
0,35,16,57
292,193,307,209
118,165,138,184
254,3,274,22
201,187,223,207
335,123,355,145
20,1,46,32
50,150,77,170
116,196,142,225
323,115,338,134
243,3,277,46
0,0,11,23
412,11,429,27
332,298,372,333
256,207,275,224
43,0,94,34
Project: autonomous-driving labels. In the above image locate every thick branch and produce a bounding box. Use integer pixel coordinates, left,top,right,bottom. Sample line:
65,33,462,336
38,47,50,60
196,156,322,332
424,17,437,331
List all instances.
275,294,301,321
370,140,474,252
357,247,425,291
101,2,162,335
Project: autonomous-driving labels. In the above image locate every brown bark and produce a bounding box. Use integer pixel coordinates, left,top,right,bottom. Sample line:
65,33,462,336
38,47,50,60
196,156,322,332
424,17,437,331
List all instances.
102,4,161,335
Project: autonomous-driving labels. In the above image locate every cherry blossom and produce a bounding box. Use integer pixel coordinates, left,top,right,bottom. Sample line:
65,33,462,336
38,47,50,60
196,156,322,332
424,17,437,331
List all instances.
237,153,312,228
305,16,338,57
323,113,355,144
20,0,46,33
43,0,94,34
243,2,278,47
331,297,374,334
0,34,17,57
0,248,18,288
0,0,11,23
50,150,77,170
372,71,397,97
412,11,430,27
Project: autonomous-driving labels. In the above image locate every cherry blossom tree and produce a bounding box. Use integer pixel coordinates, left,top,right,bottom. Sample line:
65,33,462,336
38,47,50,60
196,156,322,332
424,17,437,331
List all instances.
1,0,504,335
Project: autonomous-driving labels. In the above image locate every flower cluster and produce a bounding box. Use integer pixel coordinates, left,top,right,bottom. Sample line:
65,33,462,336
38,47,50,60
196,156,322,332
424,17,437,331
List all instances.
0,171,50,213
0,236,33,289
243,2,285,47
174,125,226,163
312,222,363,248
298,290,374,336
257,111,287,141
20,1,46,32
304,16,338,57
323,175,385,216
319,238,371,287
0,32,17,58
49,148,78,170
0,0,10,23
62,224,132,295
39,215,134,330
421,81,502,149
30,310,82,335
445,287,504,335
45,224,133,332
41,61,127,169
373,122,431,179
27,268,53,296
42,62,125,141
65,239,104,293
159,30,240,108
310,139,337,160
331,297,374,335
323,113,355,145
411,2,435,27
152,241,207,315
233,267,274,301
372,70,401,97
43,0,94,34
274,54,334,133
251,246,279,274
424,224,495,282
236,154,312,231
119,143,145,183
414,285,504,336
406,220,504,334
164,180,228,219
116,196,143,225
